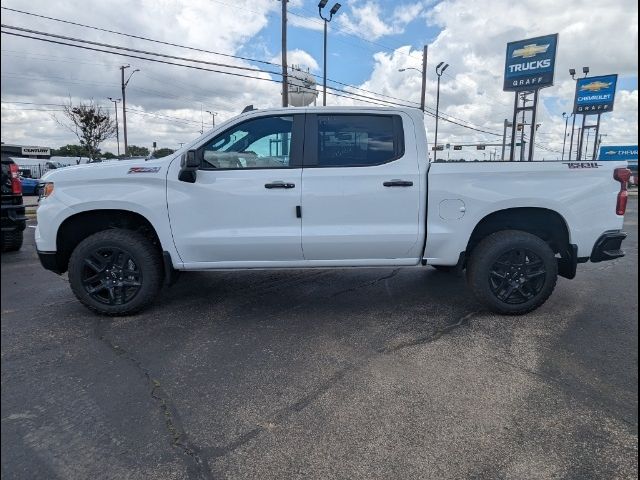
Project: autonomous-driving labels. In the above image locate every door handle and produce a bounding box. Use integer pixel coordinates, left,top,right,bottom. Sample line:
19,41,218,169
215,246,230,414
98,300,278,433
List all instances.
265,181,295,189
383,180,413,187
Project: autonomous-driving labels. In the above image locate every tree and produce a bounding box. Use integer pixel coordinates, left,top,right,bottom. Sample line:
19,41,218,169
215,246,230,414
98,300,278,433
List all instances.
102,151,117,159
153,148,175,158
127,145,150,157
52,144,89,157
55,98,116,161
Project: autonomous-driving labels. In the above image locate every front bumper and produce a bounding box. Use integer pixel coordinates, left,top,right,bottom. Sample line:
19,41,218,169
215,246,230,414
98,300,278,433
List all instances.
590,230,627,263
37,250,65,274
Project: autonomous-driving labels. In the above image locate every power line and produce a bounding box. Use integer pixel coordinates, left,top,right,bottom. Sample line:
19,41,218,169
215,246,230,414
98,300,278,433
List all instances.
0,29,506,137
1,24,280,76
0,6,281,68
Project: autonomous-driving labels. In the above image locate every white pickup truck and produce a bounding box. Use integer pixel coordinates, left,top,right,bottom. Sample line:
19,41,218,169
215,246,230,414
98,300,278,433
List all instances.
35,106,630,316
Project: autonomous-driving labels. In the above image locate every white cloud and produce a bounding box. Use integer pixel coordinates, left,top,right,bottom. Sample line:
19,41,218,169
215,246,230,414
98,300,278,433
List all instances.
335,0,638,159
271,49,320,72
336,1,425,41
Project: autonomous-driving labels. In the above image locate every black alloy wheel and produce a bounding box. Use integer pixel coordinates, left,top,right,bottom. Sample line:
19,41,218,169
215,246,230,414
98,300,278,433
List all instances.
488,248,546,305
81,246,142,305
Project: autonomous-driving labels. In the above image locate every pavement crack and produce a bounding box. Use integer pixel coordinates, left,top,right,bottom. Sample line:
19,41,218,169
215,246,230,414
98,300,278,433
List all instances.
205,363,357,460
330,268,401,298
93,319,214,480
379,310,481,354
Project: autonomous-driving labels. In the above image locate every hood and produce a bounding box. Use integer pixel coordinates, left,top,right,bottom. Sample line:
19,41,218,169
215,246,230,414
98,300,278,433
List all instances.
41,156,174,183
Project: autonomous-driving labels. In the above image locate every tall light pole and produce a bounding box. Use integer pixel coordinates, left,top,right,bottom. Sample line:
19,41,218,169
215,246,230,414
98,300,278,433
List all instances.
561,112,570,160
568,66,589,161
434,61,448,158
107,97,121,157
576,66,590,161
281,0,288,107
205,110,217,128
318,1,341,106
397,45,428,111
120,65,139,157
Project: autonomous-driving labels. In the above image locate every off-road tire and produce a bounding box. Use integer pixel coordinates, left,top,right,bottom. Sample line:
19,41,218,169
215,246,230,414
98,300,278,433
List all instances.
68,229,163,315
467,230,558,315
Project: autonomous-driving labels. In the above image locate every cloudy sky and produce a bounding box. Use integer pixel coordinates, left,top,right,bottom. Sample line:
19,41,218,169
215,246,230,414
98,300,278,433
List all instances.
1,0,637,160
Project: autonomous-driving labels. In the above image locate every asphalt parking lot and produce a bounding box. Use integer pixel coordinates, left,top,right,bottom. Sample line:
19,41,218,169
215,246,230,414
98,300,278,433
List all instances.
2,199,638,480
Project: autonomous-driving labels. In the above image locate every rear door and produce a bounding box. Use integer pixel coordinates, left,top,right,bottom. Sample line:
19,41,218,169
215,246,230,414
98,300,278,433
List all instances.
300,113,421,263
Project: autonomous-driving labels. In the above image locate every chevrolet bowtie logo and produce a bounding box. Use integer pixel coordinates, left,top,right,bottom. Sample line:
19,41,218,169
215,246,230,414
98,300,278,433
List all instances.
606,150,617,155
580,81,612,92
512,43,550,58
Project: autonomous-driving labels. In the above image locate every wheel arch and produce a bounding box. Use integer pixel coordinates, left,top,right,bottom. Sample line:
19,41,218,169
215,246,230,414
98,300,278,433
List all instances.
465,207,576,279
55,209,162,274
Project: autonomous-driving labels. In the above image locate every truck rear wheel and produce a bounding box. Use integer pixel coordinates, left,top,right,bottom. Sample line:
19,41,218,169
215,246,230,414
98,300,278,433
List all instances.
467,230,558,315
1,230,23,252
68,229,163,315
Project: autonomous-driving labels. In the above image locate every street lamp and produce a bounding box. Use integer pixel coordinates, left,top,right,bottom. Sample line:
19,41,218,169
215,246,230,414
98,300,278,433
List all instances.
567,66,588,160
120,65,140,157
398,60,428,112
107,97,121,157
205,110,218,128
568,66,590,160
318,0,341,106
433,61,449,158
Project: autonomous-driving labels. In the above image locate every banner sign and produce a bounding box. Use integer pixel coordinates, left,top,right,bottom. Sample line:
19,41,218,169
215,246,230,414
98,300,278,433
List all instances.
573,74,618,114
21,147,50,156
504,34,558,91
598,145,637,165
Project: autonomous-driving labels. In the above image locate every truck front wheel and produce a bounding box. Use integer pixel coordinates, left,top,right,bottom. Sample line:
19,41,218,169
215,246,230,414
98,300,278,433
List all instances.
68,229,163,315
467,230,558,315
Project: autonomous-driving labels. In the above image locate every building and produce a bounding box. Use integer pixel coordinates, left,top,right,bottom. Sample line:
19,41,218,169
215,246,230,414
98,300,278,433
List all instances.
0,143,52,159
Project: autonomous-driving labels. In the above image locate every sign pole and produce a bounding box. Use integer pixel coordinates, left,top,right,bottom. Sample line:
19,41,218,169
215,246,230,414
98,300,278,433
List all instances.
528,89,539,161
592,113,601,160
577,114,586,161
509,94,518,161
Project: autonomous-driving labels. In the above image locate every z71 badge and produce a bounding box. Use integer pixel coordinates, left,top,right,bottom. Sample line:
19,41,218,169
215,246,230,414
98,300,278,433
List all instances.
562,162,601,169
128,166,161,174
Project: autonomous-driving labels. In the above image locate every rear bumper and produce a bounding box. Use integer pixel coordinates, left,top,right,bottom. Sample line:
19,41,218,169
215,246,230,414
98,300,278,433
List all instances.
1,203,27,232
590,230,626,263
37,250,65,274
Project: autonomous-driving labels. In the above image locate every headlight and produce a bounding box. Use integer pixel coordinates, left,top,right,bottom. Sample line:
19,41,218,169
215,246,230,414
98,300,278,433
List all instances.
39,182,54,199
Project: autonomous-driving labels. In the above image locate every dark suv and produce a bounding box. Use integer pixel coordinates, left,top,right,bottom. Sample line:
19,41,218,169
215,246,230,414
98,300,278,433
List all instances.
1,156,26,252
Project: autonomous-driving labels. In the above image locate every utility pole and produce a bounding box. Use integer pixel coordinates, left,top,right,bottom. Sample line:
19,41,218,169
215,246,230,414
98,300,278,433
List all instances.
120,65,139,157
108,97,121,156
281,0,288,107
420,45,428,112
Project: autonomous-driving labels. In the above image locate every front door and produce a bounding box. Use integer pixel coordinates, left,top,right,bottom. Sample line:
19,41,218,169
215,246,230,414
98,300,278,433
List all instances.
301,113,422,262
167,114,304,266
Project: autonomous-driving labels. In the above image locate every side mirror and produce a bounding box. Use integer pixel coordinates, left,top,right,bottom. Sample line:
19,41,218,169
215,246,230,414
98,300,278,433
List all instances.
179,150,199,183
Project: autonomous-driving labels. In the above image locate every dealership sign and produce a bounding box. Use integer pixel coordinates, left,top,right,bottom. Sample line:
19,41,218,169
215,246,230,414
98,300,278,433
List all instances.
573,74,617,114
21,146,50,156
598,145,637,165
504,34,558,91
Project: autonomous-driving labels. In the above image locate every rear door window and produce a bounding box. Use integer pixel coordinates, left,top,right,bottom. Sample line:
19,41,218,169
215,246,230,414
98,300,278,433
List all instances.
315,114,404,167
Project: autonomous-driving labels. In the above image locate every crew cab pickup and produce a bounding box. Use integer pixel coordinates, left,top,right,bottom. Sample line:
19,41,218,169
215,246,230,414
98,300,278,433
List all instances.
35,107,630,315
